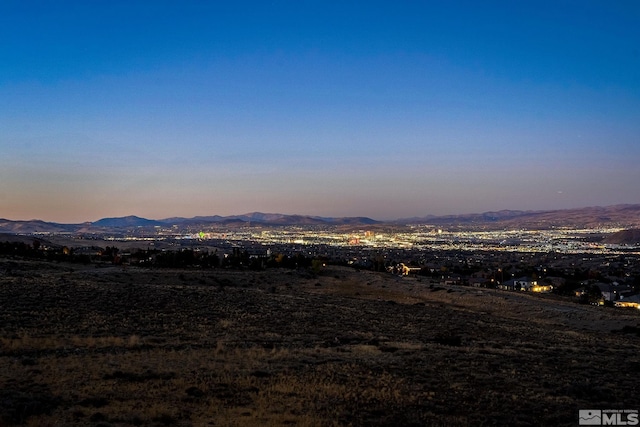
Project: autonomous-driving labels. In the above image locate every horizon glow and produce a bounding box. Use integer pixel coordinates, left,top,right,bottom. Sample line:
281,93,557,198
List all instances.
1,1,639,223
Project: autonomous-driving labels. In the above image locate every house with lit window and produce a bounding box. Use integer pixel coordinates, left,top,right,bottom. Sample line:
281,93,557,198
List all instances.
593,282,634,302
531,282,553,293
500,276,536,291
614,294,640,308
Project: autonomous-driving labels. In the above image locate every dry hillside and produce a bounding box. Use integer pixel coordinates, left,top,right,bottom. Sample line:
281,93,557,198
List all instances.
1,260,639,426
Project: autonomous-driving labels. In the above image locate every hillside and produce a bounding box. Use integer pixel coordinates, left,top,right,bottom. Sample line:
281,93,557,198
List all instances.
0,219,77,234
2,204,640,234
1,262,639,425
91,216,164,228
603,228,640,245
401,204,640,229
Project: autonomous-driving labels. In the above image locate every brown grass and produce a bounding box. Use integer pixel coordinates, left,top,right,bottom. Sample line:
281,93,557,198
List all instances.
1,261,639,426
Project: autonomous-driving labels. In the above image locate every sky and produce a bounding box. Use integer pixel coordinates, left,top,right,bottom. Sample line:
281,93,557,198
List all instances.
1,1,639,223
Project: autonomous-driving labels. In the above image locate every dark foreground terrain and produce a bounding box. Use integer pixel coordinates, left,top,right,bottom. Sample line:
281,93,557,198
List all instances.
1,259,639,426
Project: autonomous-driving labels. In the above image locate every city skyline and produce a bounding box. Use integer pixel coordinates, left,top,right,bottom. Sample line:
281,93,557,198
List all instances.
1,1,639,223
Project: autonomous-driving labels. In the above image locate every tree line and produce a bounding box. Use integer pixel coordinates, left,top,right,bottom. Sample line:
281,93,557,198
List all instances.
0,240,318,272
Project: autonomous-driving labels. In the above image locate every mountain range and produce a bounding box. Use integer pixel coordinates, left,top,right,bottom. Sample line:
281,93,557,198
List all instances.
396,204,640,229
1,204,640,234
0,213,381,234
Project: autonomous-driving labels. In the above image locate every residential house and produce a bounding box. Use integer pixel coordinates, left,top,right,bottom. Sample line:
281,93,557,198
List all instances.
614,294,640,309
500,276,536,291
441,274,462,286
593,282,634,301
531,282,553,293
468,277,491,288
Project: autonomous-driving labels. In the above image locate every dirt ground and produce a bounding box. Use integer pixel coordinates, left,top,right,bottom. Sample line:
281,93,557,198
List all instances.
1,259,639,426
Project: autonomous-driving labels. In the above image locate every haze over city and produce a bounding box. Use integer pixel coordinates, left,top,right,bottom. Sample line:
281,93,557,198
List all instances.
1,1,639,223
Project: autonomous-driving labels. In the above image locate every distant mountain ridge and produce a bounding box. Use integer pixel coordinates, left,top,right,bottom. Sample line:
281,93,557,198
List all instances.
92,216,164,228
163,212,380,226
0,213,381,233
603,228,640,245
1,204,639,234
397,204,640,228
398,209,535,224
0,219,78,234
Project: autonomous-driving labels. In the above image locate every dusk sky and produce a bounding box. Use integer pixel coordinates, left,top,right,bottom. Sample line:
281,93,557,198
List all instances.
1,1,639,223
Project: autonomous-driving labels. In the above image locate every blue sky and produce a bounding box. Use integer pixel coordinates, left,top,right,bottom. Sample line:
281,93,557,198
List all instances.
1,1,639,222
